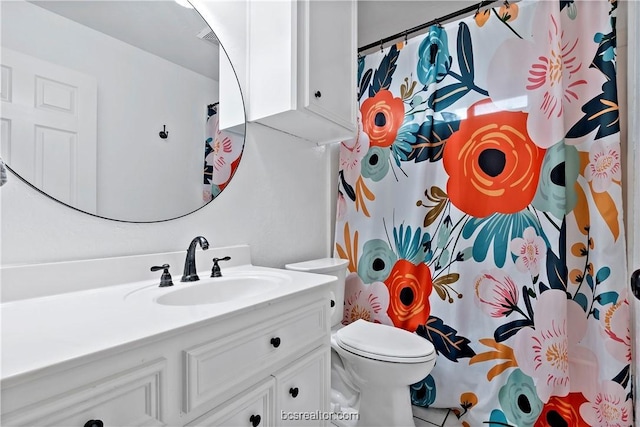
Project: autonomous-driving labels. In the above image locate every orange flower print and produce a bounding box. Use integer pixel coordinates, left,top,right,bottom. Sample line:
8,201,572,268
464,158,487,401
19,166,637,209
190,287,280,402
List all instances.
534,393,589,427
384,259,433,331
443,99,546,218
360,89,405,148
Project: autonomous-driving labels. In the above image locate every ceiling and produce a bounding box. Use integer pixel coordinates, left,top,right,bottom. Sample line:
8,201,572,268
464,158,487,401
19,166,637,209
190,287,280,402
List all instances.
29,1,219,80
29,0,484,81
358,1,480,52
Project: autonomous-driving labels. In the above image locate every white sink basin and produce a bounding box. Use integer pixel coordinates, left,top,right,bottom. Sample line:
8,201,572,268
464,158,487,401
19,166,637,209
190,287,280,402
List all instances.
155,274,282,306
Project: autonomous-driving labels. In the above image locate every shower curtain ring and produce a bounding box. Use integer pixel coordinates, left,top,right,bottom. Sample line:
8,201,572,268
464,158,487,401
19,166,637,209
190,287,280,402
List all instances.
503,0,510,7
403,31,408,44
380,40,384,52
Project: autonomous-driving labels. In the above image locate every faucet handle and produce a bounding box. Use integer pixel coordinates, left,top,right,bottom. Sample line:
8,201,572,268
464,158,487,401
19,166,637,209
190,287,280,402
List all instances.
211,256,231,277
151,264,174,287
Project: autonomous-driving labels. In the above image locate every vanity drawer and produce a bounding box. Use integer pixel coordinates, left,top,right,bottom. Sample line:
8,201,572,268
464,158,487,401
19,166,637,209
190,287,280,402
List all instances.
1,359,165,427
274,347,330,426
186,377,275,427
183,301,327,413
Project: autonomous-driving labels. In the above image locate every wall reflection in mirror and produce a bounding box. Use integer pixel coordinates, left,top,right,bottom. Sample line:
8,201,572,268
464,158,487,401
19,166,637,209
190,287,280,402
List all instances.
0,0,246,222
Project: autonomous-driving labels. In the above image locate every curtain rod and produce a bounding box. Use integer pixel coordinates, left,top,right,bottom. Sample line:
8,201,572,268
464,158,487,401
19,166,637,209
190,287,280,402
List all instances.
358,0,500,54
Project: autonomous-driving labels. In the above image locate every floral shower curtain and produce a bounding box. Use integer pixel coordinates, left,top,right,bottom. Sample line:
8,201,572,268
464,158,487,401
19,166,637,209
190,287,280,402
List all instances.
335,0,632,425
203,102,243,201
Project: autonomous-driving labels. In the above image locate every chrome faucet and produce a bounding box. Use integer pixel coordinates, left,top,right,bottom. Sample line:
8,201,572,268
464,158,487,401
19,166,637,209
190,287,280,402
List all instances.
181,236,209,282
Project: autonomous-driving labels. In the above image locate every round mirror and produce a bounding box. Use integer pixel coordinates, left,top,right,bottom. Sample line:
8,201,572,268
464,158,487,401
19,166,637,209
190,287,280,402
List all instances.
0,0,246,222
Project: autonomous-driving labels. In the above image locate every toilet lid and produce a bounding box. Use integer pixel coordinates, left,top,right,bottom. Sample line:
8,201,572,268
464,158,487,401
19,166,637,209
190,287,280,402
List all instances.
335,319,435,363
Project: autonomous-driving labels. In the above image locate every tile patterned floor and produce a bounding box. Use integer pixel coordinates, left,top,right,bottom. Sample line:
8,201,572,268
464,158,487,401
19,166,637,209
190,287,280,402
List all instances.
331,405,460,427
412,406,457,427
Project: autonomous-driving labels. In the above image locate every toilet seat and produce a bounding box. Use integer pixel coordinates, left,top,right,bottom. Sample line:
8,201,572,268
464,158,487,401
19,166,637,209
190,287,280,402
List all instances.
335,319,435,363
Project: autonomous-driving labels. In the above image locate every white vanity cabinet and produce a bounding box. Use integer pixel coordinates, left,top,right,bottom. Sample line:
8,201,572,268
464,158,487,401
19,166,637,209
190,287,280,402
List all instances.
189,348,330,427
247,0,357,144
275,348,330,426
1,286,330,427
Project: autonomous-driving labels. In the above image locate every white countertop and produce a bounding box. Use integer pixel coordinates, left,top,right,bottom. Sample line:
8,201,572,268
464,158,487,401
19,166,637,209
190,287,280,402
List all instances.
0,264,333,383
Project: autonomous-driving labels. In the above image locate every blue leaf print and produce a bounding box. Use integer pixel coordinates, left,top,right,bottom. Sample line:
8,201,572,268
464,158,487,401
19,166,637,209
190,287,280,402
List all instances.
494,319,534,343
596,266,611,284
597,291,619,305
393,224,430,264
612,364,630,388
546,246,568,292
358,68,373,101
369,44,400,97
416,316,476,362
404,113,461,163
574,292,589,312
427,82,471,112
487,409,512,427
586,274,594,291
339,171,356,201
462,211,543,268
565,79,619,140
456,22,474,82
411,374,436,407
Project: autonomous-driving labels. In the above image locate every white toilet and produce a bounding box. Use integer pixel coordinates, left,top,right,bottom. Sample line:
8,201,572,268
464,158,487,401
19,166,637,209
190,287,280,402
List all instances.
285,258,436,427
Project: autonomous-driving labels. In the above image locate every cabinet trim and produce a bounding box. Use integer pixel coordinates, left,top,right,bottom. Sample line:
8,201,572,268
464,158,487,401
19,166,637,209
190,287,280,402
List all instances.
2,359,166,427
183,301,327,413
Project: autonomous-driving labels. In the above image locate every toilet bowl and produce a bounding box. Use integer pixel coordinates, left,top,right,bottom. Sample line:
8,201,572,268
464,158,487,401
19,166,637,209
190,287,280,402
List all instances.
285,259,436,427
333,319,436,427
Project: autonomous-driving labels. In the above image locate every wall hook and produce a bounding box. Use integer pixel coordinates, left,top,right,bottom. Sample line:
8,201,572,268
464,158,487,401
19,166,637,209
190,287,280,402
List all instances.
159,125,168,139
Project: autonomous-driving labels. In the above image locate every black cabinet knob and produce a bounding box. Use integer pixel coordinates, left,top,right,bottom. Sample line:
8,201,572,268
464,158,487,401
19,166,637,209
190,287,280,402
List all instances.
314,90,322,98
84,420,103,427
250,414,261,426
289,387,299,398
270,337,281,348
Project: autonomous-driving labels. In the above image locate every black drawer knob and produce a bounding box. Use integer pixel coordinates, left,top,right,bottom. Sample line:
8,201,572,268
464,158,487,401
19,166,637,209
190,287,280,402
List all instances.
314,90,322,98
289,387,299,398
84,421,103,427
250,414,261,426
270,337,281,348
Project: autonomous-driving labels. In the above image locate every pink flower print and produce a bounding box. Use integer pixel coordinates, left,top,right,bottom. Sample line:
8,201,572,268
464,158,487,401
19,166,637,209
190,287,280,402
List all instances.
514,289,598,403
525,14,586,121
487,1,603,148
205,121,243,186
340,115,370,186
510,227,546,276
584,140,621,193
601,298,631,363
473,270,519,318
580,381,632,427
342,272,393,326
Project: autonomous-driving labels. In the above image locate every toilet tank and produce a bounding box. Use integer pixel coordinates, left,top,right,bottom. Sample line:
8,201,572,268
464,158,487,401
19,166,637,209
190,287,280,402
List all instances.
285,258,349,327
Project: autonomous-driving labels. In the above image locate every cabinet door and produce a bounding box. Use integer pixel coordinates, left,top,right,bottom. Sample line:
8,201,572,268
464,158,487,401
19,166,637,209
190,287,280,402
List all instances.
302,0,357,132
274,348,330,427
186,377,275,427
1,360,165,427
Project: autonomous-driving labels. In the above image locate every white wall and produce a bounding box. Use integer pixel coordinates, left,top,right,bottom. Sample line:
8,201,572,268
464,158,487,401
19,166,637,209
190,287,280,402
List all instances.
0,121,333,268
1,1,218,221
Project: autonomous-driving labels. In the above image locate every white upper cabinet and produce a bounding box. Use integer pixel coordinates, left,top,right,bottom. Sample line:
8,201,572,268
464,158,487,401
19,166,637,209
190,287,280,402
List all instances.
247,0,357,144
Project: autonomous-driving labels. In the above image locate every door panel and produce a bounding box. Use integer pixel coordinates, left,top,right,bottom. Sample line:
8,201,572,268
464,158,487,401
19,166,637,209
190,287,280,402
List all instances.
0,48,97,212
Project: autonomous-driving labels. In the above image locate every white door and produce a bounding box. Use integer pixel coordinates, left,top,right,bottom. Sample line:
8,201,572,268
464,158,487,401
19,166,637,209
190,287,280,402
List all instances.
0,48,97,213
